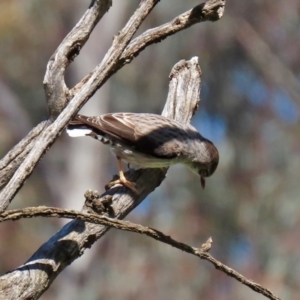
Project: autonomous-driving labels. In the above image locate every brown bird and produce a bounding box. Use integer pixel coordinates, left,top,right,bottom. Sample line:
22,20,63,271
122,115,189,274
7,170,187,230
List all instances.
67,113,219,193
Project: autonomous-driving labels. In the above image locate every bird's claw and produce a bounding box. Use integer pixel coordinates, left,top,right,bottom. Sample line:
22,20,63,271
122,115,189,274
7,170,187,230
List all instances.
106,178,138,194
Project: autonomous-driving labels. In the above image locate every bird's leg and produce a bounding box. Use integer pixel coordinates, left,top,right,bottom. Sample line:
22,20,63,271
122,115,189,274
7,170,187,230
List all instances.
106,157,138,193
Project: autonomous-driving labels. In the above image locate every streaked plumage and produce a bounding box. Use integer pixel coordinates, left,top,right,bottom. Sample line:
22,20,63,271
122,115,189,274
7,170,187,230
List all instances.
67,113,219,192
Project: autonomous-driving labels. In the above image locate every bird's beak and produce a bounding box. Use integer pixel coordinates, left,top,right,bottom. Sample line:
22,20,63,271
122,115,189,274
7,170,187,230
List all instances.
200,176,206,189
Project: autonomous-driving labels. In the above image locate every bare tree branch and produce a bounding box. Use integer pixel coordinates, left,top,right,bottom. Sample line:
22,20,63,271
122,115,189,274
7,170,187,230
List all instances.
0,204,281,300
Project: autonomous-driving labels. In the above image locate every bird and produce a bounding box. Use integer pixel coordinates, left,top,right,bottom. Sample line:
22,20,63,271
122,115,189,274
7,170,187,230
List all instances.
66,113,219,193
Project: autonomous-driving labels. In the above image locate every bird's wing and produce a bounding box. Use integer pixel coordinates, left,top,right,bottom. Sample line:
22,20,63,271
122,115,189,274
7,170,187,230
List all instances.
69,113,137,143
99,113,138,142
103,113,192,158
69,113,188,159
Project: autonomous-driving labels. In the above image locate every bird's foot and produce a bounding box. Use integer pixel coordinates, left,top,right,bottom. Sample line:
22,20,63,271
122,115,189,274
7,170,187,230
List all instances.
106,178,138,194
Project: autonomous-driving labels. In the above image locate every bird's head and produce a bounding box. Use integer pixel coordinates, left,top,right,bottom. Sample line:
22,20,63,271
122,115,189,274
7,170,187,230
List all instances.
189,140,219,189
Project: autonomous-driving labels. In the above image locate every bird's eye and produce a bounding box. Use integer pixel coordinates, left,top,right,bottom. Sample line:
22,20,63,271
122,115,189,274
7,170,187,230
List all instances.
199,170,207,177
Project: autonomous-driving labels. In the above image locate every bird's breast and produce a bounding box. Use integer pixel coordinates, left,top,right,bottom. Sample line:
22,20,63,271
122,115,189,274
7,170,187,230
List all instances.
111,145,178,168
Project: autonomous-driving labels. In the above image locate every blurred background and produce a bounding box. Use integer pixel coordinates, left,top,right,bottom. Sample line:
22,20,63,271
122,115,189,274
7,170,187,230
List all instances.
0,1,300,299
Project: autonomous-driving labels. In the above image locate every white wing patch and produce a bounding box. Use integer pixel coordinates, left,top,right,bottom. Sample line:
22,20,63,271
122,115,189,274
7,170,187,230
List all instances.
66,128,92,137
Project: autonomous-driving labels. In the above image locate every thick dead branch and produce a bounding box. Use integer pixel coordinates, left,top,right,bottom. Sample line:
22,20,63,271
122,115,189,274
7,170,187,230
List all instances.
0,205,281,300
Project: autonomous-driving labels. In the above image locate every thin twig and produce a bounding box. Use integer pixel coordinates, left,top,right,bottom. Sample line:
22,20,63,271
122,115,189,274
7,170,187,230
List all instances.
0,206,281,300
